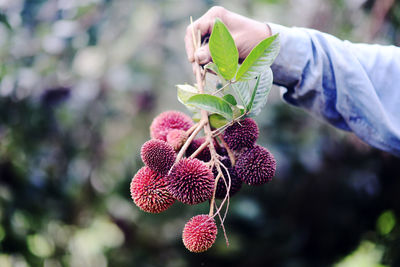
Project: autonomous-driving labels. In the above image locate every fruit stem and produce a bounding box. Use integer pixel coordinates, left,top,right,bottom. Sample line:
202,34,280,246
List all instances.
169,118,207,175
218,134,236,166
185,121,200,136
189,138,210,159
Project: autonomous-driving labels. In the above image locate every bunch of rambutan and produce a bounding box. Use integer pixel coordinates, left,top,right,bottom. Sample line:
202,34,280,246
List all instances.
130,110,276,253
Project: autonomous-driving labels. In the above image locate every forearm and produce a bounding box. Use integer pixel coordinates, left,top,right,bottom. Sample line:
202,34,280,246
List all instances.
269,23,400,156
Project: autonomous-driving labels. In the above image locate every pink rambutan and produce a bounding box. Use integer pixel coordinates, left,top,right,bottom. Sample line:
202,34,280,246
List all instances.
182,214,218,253
235,145,276,185
141,139,176,175
150,110,193,141
223,118,259,150
167,129,188,151
130,166,175,213
168,158,214,205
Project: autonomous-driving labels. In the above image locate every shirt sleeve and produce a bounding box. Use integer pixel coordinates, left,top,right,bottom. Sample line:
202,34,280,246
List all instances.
268,23,400,157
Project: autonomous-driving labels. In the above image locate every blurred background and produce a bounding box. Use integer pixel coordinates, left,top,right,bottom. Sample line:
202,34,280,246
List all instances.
0,0,399,266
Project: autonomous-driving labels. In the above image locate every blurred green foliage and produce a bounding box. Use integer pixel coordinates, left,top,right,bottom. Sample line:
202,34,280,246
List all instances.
0,0,399,266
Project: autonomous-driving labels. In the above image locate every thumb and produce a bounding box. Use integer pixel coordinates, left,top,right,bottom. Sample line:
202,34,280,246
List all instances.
195,44,212,65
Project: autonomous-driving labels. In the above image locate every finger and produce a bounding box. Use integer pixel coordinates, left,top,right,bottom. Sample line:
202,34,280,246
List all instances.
195,43,212,65
184,14,214,62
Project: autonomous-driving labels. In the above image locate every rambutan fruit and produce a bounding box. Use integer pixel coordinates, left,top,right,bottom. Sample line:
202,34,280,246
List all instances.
141,139,176,175
168,158,214,205
150,110,193,141
167,129,188,151
185,137,211,162
235,145,276,185
130,166,175,213
223,118,259,150
182,214,217,253
214,157,242,199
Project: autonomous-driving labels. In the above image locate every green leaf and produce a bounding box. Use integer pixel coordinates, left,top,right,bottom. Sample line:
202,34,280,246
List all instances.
223,94,237,105
209,18,238,81
231,80,251,107
176,84,199,113
248,68,273,117
236,34,280,81
209,114,228,129
187,94,233,120
247,75,261,111
176,84,197,103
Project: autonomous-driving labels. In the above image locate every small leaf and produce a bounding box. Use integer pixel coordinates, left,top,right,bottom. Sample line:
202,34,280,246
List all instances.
192,112,202,122
247,75,261,112
209,114,228,129
236,34,280,81
223,94,237,105
204,62,219,74
209,18,238,81
187,94,233,120
248,68,273,117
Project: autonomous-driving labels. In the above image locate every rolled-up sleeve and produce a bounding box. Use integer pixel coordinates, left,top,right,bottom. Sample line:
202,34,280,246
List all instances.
269,23,400,157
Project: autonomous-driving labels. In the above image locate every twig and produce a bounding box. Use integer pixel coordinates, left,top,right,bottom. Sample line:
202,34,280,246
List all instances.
218,134,236,166
211,81,232,96
169,119,207,175
189,138,210,159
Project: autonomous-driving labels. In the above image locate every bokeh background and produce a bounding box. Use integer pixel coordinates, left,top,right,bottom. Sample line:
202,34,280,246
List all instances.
0,0,400,266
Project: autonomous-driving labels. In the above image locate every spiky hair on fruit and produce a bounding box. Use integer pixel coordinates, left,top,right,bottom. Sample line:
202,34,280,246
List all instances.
185,137,211,162
235,145,276,185
167,129,188,151
223,118,259,151
182,214,218,253
214,157,242,199
130,166,175,213
150,110,194,141
141,139,176,175
168,158,214,205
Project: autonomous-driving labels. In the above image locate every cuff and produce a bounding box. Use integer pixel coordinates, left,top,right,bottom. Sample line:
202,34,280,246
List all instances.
267,23,311,89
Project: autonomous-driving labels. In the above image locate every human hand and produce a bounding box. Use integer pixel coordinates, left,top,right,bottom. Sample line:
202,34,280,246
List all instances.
185,6,271,65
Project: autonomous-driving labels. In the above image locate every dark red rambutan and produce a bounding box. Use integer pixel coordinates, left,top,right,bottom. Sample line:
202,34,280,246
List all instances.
185,137,211,162
214,157,242,199
223,118,259,150
130,166,175,213
150,110,193,141
235,145,276,185
167,129,188,151
168,158,214,205
141,139,176,175
182,214,217,253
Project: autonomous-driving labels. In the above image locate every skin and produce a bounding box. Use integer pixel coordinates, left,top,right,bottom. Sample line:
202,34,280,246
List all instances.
184,6,272,67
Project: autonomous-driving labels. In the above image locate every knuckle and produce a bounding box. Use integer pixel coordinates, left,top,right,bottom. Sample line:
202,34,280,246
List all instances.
209,6,226,16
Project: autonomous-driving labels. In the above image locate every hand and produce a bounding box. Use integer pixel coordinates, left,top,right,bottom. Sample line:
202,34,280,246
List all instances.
185,6,271,65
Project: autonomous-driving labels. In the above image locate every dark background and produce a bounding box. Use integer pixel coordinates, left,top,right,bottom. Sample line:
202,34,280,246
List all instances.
0,0,399,266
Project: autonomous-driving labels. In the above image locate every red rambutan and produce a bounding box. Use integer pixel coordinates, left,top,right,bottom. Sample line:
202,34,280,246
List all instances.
150,110,193,141
130,166,175,213
182,214,218,253
141,139,176,175
223,118,259,150
168,158,214,205
235,145,276,185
